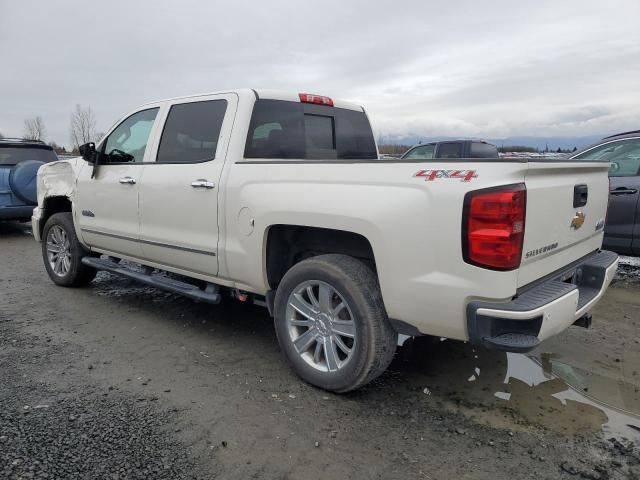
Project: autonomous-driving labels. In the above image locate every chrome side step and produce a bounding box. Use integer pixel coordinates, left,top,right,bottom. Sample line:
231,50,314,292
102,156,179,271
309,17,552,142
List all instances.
81,257,221,304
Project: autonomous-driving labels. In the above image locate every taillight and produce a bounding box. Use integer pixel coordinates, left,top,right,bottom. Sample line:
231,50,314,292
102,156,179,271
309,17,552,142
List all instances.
299,93,334,106
462,184,526,271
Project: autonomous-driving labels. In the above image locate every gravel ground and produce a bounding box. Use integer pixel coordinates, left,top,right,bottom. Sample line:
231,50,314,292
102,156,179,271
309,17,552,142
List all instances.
0,318,203,480
1,221,639,479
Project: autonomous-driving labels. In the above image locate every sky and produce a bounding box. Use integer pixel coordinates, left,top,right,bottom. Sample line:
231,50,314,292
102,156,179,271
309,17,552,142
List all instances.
1,0,639,147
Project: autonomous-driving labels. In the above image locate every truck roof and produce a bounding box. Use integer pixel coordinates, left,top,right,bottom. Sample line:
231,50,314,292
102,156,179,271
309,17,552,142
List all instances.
140,89,365,112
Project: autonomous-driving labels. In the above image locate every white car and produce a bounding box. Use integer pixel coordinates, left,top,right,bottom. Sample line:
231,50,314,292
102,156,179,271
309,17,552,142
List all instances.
32,89,618,392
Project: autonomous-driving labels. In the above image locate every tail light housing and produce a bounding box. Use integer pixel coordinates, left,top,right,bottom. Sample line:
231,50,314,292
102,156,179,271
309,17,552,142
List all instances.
462,184,526,270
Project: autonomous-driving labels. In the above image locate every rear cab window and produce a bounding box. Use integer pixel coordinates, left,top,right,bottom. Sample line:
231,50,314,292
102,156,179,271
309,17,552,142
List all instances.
244,100,377,160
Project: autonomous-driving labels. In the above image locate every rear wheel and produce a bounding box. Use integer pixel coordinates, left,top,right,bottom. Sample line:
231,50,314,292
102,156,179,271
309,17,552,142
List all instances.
274,254,397,392
42,212,97,287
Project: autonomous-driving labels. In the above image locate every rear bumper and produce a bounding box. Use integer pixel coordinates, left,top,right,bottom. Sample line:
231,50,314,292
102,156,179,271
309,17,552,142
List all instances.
467,250,618,353
0,205,35,220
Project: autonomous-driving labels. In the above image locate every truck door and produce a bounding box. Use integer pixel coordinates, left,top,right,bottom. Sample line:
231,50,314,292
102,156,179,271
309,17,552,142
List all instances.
75,107,160,259
137,93,237,276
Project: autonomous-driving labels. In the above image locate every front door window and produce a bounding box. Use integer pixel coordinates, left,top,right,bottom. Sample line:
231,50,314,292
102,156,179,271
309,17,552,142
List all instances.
102,108,159,164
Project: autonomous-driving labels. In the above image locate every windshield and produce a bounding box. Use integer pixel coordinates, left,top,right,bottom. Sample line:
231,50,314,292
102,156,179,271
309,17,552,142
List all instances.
0,147,58,165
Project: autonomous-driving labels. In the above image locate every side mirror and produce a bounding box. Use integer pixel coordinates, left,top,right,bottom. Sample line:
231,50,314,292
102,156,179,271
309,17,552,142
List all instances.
79,142,96,163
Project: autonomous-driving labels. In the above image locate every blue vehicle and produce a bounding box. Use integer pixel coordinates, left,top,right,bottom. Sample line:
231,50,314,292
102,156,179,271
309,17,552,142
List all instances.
0,138,58,221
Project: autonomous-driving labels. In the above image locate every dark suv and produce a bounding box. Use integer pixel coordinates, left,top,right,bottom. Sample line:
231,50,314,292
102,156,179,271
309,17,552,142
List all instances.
571,130,640,255
0,138,58,221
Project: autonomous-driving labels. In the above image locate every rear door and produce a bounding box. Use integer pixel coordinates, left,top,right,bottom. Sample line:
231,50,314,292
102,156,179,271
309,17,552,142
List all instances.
572,137,640,255
137,93,237,276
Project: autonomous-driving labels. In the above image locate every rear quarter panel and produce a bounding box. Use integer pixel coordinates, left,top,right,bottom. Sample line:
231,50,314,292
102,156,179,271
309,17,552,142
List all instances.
222,160,529,340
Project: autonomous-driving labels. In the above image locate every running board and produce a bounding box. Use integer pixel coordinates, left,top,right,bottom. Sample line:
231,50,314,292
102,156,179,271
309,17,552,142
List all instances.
81,257,221,304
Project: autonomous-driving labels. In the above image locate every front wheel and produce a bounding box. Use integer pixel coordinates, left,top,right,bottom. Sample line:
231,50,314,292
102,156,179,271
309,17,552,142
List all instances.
42,212,97,287
274,254,397,393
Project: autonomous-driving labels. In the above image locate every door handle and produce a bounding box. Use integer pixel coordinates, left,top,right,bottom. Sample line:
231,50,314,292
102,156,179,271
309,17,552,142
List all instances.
191,179,215,189
610,187,638,195
119,177,136,185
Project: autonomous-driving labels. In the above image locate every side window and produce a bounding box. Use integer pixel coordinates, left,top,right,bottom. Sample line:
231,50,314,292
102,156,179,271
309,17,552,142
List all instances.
437,143,462,159
470,142,498,158
574,139,640,177
404,145,435,160
103,108,158,163
156,100,228,164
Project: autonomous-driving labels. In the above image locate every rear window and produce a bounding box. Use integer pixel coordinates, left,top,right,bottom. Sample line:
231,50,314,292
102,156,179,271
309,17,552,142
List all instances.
470,142,498,158
0,147,58,165
244,99,376,160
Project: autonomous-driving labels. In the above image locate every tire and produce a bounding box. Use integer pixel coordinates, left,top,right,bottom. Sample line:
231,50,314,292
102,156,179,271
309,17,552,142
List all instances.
41,212,97,287
274,254,397,393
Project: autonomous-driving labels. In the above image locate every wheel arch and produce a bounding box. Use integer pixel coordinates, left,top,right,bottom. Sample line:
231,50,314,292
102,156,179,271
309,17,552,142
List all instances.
39,196,73,239
264,224,377,292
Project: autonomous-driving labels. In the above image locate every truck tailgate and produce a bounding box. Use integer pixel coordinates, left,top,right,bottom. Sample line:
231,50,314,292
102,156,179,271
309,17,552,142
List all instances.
518,161,610,288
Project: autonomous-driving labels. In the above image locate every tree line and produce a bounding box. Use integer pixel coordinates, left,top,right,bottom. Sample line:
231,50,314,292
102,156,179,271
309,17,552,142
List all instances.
8,105,102,154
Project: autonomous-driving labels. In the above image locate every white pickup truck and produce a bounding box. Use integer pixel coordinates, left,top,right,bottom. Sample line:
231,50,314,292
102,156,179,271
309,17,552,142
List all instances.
32,89,618,392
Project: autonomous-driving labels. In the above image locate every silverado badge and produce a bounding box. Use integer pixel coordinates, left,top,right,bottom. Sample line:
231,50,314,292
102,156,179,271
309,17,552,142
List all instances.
571,211,586,230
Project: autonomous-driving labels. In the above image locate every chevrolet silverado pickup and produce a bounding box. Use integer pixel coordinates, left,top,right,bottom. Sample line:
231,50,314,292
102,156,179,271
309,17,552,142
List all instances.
32,89,618,392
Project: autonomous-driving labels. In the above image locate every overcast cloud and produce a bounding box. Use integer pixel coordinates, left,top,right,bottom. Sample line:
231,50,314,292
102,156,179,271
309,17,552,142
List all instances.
1,0,639,146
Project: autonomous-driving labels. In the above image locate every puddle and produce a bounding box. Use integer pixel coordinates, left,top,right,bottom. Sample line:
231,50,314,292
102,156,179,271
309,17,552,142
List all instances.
506,353,640,441
398,339,640,443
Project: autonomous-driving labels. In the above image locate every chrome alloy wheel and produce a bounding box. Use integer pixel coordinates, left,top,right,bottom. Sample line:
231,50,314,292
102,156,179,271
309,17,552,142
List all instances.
285,280,357,372
46,225,72,277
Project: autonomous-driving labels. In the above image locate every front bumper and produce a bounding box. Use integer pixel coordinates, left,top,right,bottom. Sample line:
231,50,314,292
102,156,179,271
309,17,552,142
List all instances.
31,206,43,242
467,250,618,353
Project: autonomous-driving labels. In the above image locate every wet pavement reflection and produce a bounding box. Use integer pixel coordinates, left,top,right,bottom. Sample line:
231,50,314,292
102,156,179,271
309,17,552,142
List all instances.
394,338,640,442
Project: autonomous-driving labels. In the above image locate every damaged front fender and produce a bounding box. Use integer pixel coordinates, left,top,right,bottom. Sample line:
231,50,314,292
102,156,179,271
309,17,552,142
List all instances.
32,158,83,242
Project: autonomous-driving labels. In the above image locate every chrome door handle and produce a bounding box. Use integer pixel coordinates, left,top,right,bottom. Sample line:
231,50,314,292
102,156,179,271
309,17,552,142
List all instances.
610,188,638,195
191,179,215,189
119,177,136,185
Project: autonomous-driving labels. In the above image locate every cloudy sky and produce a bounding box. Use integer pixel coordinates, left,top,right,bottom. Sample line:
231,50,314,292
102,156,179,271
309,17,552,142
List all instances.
1,0,639,146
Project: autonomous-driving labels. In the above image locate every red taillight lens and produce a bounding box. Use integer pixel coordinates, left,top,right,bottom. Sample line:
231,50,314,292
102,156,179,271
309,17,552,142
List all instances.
463,184,526,270
298,93,334,106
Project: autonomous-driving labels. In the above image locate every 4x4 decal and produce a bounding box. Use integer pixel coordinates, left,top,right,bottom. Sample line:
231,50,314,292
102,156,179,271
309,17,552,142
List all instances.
414,169,478,182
